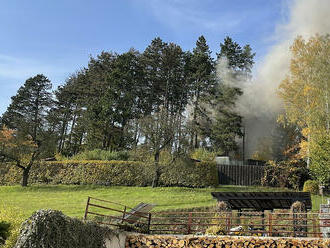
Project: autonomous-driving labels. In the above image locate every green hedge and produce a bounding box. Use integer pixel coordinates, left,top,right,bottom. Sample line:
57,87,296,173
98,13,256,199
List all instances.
0,160,218,188
160,160,218,187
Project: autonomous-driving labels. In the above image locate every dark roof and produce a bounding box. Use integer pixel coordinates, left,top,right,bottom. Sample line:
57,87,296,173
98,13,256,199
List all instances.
211,192,312,211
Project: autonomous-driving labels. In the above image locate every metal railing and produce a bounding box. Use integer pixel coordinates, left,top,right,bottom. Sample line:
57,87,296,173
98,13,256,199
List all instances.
84,197,151,229
84,198,330,238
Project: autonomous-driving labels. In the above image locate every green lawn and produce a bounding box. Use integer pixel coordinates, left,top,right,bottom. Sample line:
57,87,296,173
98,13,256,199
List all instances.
0,185,327,219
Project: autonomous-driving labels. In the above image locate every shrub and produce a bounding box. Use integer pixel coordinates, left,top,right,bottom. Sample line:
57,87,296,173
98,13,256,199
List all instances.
205,225,226,235
261,160,310,190
303,180,319,195
0,221,10,246
159,158,218,187
0,204,25,248
0,159,218,188
14,210,113,248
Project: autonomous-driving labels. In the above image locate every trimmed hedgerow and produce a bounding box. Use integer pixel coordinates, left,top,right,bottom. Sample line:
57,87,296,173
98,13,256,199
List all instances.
159,159,218,187
0,160,218,188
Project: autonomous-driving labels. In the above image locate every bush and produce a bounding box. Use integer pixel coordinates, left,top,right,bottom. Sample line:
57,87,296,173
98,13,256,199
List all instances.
261,160,310,190
205,225,226,235
159,158,218,187
0,221,11,246
303,180,319,195
0,204,25,248
14,210,113,248
0,159,218,188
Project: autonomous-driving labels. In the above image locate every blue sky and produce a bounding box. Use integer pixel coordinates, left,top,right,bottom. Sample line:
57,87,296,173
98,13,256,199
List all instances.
0,0,288,115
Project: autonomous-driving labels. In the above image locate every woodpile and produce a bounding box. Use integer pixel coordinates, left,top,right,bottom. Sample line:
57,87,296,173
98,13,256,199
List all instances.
126,234,330,248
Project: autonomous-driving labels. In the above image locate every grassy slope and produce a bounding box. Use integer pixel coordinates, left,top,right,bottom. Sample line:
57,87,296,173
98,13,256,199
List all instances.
0,185,327,219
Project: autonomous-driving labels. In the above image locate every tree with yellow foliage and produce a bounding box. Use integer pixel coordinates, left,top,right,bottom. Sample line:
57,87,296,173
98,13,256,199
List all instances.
0,126,38,187
278,34,330,185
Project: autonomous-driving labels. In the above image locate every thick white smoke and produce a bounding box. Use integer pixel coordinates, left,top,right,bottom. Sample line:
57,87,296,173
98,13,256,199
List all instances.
217,0,330,158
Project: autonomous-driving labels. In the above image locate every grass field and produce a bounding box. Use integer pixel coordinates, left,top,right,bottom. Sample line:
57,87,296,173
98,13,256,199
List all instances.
0,185,327,219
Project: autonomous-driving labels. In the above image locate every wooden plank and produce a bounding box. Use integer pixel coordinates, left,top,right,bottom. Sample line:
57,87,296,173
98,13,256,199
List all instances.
84,196,90,220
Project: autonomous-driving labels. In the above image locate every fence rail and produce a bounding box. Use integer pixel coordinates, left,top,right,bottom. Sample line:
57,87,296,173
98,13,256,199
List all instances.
84,197,329,238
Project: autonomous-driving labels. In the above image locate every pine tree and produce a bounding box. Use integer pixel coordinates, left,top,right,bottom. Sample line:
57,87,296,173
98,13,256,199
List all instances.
49,77,78,153
190,36,215,148
217,36,255,73
100,49,145,150
210,37,255,155
1,74,53,186
142,37,167,114
2,74,53,142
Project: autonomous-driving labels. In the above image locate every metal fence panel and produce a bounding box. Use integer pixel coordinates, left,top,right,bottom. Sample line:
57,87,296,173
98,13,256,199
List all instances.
218,164,265,186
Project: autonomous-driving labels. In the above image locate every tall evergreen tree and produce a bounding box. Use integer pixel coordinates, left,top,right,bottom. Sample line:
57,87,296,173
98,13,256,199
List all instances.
49,76,78,153
161,42,188,114
210,85,243,154
217,36,255,73
210,37,255,155
98,49,145,150
2,74,53,142
83,52,118,150
189,35,215,148
142,37,167,114
1,74,53,186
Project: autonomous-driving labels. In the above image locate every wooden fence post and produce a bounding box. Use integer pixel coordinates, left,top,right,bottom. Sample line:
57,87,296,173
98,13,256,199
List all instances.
226,212,232,234
268,212,273,237
238,210,241,225
122,206,127,223
312,218,317,238
147,213,152,234
84,196,90,221
187,212,192,234
292,213,296,237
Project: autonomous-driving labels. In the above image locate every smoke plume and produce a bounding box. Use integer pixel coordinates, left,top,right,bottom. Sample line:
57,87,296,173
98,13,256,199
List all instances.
217,0,330,159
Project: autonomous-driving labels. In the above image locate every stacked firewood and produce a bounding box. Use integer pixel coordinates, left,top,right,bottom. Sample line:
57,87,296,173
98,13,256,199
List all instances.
126,234,329,248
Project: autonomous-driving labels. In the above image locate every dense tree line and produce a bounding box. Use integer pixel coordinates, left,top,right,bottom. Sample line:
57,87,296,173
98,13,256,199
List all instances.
0,36,255,186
